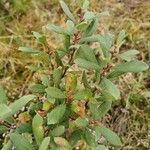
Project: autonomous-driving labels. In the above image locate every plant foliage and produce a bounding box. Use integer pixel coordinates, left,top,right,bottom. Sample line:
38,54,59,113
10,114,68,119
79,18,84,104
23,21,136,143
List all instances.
0,0,149,149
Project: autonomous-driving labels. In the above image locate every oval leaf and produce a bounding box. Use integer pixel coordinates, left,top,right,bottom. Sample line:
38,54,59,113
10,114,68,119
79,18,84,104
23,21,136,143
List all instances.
1,140,13,150
119,50,139,61
66,20,74,35
46,24,69,35
59,0,75,22
108,61,149,78
100,78,120,100
51,125,65,137
116,30,126,46
76,22,89,31
99,125,122,146
10,133,34,150
18,47,39,53
0,86,7,104
32,114,44,145
29,84,45,93
46,87,66,99
47,104,66,125
114,61,149,72
73,89,92,101
39,137,50,150
9,95,35,115
0,104,11,120
74,58,100,70
76,45,98,64
74,117,88,127
53,68,62,87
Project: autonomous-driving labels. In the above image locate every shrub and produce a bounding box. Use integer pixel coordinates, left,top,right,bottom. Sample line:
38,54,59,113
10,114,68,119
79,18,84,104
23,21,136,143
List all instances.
0,0,148,149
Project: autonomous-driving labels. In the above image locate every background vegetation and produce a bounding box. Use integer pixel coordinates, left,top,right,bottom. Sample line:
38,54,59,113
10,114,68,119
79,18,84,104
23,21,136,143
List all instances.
0,0,149,149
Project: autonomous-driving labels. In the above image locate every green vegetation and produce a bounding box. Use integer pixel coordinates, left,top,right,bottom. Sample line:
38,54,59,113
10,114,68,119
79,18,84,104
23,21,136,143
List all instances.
0,0,149,149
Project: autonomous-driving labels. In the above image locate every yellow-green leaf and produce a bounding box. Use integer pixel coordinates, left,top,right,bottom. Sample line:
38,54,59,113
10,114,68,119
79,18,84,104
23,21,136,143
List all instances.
10,133,34,150
47,104,66,125
46,87,66,99
100,78,120,100
99,125,122,146
39,137,50,150
0,86,7,104
32,114,44,145
9,95,35,115
59,0,75,22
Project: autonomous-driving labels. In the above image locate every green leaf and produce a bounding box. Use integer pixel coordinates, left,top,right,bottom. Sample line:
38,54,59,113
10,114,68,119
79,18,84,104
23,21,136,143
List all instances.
9,95,35,115
89,100,112,119
79,35,100,43
41,74,50,87
94,126,102,141
83,129,96,147
98,100,112,118
84,11,95,21
47,104,66,125
73,89,92,100
108,61,149,78
54,137,71,149
69,129,83,146
76,21,89,31
16,123,32,134
64,35,71,50
46,24,69,35
98,33,113,58
32,114,44,145
39,137,50,150
82,71,91,89
94,145,106,150
89,98,112,119
0,125,8,134
34,51,50,65
119,50,139,61
32,31,46,44
10,133,35,150
0,85,7,104
46,87,66,99
51,125,65,137
1,140,13,150
0,104,11,120
74,58,100,70
29,84,45,93
99,125,122,146
47,98,56,104
100,78,120,100
59,0,75,22
76,45,98,64
18,47,39,53
116,30,126,46
66,20,74,35
74,117,88,127
83,0,89,10
53,68,62,87
83,19,98,37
